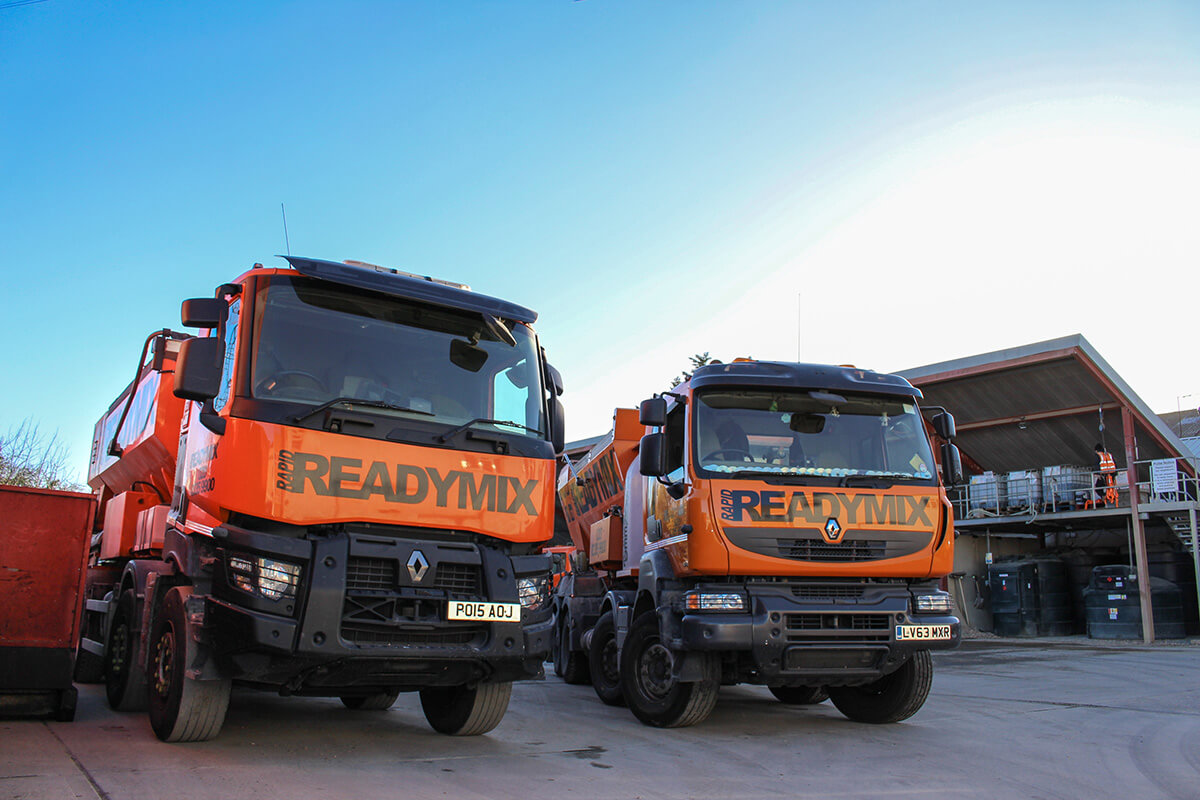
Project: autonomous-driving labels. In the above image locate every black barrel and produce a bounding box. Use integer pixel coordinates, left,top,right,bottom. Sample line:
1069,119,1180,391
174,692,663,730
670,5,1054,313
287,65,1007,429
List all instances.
989,557,1075,636
1147,546,1199,635
1083,565,1186,639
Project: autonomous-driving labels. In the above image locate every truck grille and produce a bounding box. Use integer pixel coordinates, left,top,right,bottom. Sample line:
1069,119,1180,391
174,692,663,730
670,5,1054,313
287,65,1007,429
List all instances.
779,538,886,562
346,557,481,595
784,612,892,643
723,527,931,563
791,585,866,599
346,558,397,592
342,622,487,647
434,562,481,594
342,556,488,649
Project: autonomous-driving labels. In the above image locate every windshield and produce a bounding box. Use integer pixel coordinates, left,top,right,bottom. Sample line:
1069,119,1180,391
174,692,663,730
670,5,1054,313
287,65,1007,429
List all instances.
693,389,936,484
249,276,545,440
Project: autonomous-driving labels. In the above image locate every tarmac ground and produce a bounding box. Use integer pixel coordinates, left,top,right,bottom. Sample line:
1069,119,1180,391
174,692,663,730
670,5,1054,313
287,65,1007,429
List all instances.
3,639,1199,800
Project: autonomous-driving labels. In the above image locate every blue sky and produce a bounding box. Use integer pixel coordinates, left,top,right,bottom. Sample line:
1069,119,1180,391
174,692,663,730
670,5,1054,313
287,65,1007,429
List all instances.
3,1,1199,485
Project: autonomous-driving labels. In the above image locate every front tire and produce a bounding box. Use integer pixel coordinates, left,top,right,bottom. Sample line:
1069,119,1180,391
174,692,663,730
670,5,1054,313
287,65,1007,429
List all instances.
105,591,148,711
419,682,511,735
768,685,829,705
827,650,933,724
147,587,231,742
620,612,719,728
341,690,400,710
555,618,591,685
588,611,625,706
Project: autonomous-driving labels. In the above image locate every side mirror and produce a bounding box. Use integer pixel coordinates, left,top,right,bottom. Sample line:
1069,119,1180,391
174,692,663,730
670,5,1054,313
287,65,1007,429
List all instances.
181,298,226,329
932,411,956,441
639,432,668,476
544,362,564,397
174,337,222,401
640,397,667,427
940,442,963,487
550,397,566,455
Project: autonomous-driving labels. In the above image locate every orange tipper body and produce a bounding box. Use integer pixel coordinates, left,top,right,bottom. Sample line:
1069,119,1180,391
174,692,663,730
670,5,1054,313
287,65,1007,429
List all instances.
78,256,565,741
556,407,643,556
550,360,961,729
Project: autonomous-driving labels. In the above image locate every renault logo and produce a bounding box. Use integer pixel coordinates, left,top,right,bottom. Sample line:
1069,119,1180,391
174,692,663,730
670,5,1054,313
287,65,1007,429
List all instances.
407,550,429,582
822,517,844,544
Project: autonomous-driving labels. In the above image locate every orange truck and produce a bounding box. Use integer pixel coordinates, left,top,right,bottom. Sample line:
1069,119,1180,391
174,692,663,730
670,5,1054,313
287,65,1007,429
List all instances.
77,256,564,741
553,360,963,727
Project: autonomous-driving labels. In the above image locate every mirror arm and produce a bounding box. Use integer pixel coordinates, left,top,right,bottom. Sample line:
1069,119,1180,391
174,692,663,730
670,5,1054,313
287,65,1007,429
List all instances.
199,401,227,435
562,452,586,486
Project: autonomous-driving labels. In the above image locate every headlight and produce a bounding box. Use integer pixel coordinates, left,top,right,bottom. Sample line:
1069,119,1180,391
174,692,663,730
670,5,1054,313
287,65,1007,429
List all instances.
516,575,551,612
915,593,953,614
227,555,302,601
683,590,746,612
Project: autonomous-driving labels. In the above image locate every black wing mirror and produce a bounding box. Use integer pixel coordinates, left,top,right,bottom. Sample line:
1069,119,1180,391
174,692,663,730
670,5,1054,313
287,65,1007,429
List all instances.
181,298,225,329
640,397,667,427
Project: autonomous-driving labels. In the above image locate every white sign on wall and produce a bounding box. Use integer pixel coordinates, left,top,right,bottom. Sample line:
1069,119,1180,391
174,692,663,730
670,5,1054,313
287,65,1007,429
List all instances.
1150,459,1178,499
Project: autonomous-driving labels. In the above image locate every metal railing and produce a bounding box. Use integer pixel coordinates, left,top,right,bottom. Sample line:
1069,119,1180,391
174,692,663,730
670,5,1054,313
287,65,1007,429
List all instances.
950,467,1130,521
1132,456,1200,505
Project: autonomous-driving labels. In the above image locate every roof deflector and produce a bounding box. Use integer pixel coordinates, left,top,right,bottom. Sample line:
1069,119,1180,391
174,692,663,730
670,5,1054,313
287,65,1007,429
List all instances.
280,255,538,324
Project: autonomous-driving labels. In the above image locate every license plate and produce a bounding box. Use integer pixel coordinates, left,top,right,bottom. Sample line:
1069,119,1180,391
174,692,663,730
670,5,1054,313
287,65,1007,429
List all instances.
896,624,952,641
447,600,521,622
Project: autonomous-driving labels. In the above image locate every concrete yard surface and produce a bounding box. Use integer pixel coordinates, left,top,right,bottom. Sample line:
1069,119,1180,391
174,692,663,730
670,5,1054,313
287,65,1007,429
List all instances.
2,641,1199,800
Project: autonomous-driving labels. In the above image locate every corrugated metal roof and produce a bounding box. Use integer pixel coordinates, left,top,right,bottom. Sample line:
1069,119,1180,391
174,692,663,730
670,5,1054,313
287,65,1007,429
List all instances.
899,335,1193,475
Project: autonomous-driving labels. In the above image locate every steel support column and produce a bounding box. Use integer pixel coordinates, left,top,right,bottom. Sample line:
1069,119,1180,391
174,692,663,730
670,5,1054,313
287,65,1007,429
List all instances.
1190,505,1199,633
1122,406,1154,643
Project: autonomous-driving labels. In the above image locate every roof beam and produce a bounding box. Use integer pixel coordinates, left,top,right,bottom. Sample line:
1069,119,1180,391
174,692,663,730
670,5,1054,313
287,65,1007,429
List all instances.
957,402,1121,432
912,348,1077,386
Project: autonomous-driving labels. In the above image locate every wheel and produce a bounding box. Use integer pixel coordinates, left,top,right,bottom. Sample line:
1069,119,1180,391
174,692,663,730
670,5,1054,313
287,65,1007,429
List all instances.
54,687,78,722
148,587,232,742
827,650,933,724
74,645,105,683
419,682,511,736
105,591,148,711
551,613,566,679
340,690,400,710
588,611,625,706
620,612,719,728
555,618,591,685
768,685,829,705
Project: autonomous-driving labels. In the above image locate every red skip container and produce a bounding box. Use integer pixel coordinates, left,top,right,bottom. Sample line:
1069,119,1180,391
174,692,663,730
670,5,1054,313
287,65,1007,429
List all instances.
0,484,95,720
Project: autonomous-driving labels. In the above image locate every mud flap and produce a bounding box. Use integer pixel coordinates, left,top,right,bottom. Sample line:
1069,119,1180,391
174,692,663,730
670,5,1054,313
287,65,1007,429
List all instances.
673,651,711,682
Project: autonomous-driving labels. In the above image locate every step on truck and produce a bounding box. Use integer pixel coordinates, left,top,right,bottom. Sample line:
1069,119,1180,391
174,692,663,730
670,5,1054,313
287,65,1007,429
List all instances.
78,256,564,741
553,359,963,727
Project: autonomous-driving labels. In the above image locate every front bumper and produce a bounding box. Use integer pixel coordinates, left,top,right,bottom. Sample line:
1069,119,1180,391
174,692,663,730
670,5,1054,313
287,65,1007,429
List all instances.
674,581,959,685
205,524,553,690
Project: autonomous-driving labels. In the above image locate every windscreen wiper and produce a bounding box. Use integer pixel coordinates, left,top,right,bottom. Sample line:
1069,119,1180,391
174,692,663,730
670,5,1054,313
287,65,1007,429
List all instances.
838,472,922,487
437,417,541,443
291,397,436,424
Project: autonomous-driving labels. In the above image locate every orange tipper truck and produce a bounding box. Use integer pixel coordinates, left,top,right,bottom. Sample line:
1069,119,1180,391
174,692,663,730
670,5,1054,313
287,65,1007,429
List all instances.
554,359,963,728
77,256,565,741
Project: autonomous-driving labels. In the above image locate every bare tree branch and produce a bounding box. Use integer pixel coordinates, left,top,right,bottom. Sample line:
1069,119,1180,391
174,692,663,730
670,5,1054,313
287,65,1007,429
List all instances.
0,418,81,490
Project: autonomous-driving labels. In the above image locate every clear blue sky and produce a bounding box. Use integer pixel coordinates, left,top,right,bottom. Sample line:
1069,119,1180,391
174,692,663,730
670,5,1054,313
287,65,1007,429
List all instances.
3,1,1199,485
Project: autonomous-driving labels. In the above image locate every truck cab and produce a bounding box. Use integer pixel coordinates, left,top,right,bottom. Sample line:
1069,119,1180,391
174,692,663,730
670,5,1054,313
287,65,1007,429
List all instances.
83,257,564,740
558,360,962,728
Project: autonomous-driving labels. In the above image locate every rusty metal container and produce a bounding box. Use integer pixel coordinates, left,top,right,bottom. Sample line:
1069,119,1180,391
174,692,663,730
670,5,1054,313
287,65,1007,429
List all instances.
0,484,96,720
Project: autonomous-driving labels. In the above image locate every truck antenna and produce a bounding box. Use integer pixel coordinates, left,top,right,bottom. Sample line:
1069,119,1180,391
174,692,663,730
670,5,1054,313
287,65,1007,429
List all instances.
281,202,292,256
